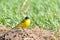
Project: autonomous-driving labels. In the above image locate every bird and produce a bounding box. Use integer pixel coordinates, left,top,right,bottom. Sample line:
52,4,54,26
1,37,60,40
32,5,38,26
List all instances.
14,16,30,29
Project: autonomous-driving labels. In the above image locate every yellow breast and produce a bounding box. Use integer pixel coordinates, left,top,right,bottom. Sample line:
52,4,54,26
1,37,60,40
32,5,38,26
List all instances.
17,19,30,29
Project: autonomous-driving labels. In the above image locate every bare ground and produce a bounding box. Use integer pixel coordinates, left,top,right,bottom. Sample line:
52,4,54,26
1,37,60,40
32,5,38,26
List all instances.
0,26,60,40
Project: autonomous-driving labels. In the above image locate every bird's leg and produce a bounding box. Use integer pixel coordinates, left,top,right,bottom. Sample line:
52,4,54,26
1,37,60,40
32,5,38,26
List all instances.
22,29,26,32
22,28,28,34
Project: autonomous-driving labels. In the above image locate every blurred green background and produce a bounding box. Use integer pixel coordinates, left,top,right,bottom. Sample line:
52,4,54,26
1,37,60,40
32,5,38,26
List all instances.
0,0,60,30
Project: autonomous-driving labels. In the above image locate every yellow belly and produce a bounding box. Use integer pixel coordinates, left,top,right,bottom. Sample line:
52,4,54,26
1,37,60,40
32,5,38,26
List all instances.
16,19,30,29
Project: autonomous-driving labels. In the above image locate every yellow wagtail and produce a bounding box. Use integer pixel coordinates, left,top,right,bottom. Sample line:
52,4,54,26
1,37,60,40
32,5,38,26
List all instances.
14,16,30,29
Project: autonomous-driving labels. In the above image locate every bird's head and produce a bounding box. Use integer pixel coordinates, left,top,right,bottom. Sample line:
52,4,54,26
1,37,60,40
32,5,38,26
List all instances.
25,16,29,19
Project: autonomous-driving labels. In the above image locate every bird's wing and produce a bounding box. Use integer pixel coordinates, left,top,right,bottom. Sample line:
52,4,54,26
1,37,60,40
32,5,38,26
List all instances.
20,19,25,23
